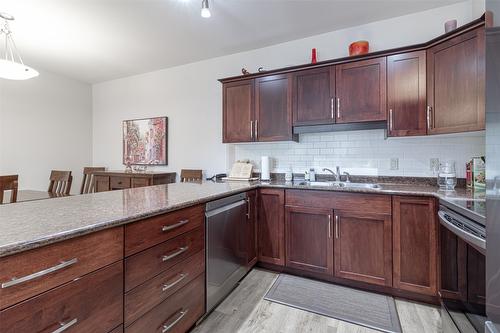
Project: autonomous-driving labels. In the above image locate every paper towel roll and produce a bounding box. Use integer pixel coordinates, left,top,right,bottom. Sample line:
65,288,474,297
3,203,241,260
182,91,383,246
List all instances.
261,156,270,181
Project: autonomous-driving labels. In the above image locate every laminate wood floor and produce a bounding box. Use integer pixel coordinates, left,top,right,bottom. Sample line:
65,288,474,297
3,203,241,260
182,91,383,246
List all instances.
193,269,443,333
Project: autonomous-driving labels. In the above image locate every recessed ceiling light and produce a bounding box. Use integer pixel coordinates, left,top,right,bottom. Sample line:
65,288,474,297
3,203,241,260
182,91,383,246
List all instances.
201,0,211,18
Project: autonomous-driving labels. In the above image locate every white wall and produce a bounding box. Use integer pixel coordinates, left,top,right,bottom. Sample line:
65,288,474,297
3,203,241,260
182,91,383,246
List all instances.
0,69,92,194
92,1,484,179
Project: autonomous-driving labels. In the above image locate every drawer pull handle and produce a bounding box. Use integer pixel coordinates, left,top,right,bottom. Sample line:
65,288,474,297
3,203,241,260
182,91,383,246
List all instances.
162,309,188,333
162,219,190,232
51,318,78,333
1,258,78,289
162,246,189,262
162,273,188,291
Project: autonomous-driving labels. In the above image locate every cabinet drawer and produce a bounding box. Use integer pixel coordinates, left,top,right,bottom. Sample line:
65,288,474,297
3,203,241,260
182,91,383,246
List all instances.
125,250,205,326
125,226,204,291
110,176,131,189
125,205,204,256
0,262,124,333
131,177,150,188
285,189,392,215
95,176,110,192
0,227,123,310
125,274,205,333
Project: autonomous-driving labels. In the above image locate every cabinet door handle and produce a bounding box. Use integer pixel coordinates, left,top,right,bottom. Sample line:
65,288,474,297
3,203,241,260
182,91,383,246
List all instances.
51,318,78,333
427,106,433,131
389,109,394,131
162,309,189,333
250,121,254,140
1,258,78,289
162,273,188,292
336,97,341,119
330,98,334,119
255,120,258,139
246,197,251,219
328,215,332,238
162,246,189,262
335,215,340,239
162,219,189,232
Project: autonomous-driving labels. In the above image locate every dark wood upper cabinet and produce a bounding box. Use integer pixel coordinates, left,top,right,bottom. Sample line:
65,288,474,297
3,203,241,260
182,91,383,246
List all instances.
255,74,297,142
427,27,485,134
387,51,427,136
393,196,438,296
334,210,392,287
285,206,334,275
292,67,335,126
335,57,387,123
223,79,255,143
258,188,285,266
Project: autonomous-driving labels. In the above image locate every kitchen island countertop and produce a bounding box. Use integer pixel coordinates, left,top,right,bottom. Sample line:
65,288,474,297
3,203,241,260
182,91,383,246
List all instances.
0,180,483,258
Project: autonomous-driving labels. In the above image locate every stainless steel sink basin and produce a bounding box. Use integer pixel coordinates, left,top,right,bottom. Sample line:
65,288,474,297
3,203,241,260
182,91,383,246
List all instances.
295,181,381,189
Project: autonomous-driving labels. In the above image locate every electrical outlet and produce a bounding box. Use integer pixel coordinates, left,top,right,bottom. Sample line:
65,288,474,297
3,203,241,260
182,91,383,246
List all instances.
390,158,399,170
430,158,440,172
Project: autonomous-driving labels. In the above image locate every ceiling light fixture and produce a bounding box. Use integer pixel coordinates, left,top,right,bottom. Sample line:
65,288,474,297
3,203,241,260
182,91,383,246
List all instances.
0,12,38,80
201,0,211,18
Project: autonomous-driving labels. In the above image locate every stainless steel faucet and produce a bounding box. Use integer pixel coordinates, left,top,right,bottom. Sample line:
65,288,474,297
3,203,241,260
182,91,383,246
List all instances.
323,167,341,181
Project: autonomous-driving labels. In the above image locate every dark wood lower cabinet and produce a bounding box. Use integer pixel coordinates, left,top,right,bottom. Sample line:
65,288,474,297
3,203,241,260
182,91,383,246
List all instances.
468,245,486,305
285,206,333,275
0,262,124,333
125,274,205,333
334,210,392,286
439,225,468,300
245,190,258,267
393,196,438,296
258,188,285,266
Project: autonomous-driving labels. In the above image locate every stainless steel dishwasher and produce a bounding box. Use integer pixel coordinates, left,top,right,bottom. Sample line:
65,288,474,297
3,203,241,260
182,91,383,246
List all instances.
205,192,249,313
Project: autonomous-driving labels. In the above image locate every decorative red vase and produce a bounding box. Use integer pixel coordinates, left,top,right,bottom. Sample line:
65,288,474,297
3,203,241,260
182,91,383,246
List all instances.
311,48,317,64
349,41,369,56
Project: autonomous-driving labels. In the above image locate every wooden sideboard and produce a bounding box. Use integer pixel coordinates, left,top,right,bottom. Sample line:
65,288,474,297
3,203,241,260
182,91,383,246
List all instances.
93,171,176,192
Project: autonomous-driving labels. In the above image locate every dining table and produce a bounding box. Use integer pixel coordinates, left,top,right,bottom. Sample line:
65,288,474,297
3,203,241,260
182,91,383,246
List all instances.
2,190,70,204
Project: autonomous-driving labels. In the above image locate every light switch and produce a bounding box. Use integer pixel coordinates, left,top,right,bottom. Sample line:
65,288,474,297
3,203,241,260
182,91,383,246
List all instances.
390,158,399,170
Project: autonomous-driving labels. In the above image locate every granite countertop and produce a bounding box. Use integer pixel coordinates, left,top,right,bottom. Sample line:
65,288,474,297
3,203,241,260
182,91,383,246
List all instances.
0,180,484,258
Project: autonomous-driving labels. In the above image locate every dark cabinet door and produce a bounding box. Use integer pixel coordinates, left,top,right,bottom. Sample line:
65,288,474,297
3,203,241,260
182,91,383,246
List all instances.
439,225,468,300
292,67,335,126
335,57,387,123
223,79,254,143
427,27,485,134
255,74,297,142
334,210,392,286
387,51,427,137
393,196,438,296
246,190,258,267
285,206,334,275
467,245,486,305
257,188,285,266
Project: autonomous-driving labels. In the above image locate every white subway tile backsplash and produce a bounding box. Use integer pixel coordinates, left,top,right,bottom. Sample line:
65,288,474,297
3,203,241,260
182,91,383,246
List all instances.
232,129,485,178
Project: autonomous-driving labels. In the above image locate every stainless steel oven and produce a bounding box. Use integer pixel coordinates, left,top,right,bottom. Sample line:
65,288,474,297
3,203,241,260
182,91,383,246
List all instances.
439,199,486,333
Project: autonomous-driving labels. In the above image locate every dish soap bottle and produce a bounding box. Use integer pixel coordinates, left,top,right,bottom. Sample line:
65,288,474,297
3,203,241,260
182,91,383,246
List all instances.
309,168,316,182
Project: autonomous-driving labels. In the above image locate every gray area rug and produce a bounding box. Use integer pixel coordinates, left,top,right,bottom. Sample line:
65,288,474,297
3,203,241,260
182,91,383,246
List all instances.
264,274,402,333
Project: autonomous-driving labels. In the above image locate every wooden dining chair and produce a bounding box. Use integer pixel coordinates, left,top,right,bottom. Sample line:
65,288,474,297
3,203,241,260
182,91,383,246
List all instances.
180,169,203,183
80,167,106,194
48,170,73,195
0,175,19,204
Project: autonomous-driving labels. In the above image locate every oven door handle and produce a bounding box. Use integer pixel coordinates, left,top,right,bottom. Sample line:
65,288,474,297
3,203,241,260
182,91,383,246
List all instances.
438,211,486,252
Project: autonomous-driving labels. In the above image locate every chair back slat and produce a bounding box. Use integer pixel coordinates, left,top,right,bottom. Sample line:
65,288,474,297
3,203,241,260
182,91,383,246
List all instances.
0,175,18,204
80,167,106,194
180,169,203,183
48,170,73,195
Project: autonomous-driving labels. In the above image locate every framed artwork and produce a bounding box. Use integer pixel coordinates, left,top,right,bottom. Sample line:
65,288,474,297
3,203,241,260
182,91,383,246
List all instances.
123,116,168,165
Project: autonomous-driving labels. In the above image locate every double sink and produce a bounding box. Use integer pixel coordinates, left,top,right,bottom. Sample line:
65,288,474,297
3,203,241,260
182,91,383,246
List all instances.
295,181,382,189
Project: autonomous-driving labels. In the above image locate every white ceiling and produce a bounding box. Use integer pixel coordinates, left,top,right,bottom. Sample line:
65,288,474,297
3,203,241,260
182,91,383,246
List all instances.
1,0,464,83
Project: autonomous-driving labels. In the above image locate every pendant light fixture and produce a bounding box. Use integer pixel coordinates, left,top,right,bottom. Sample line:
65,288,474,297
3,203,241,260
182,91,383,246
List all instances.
201,0,211,18
0,12,38,80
